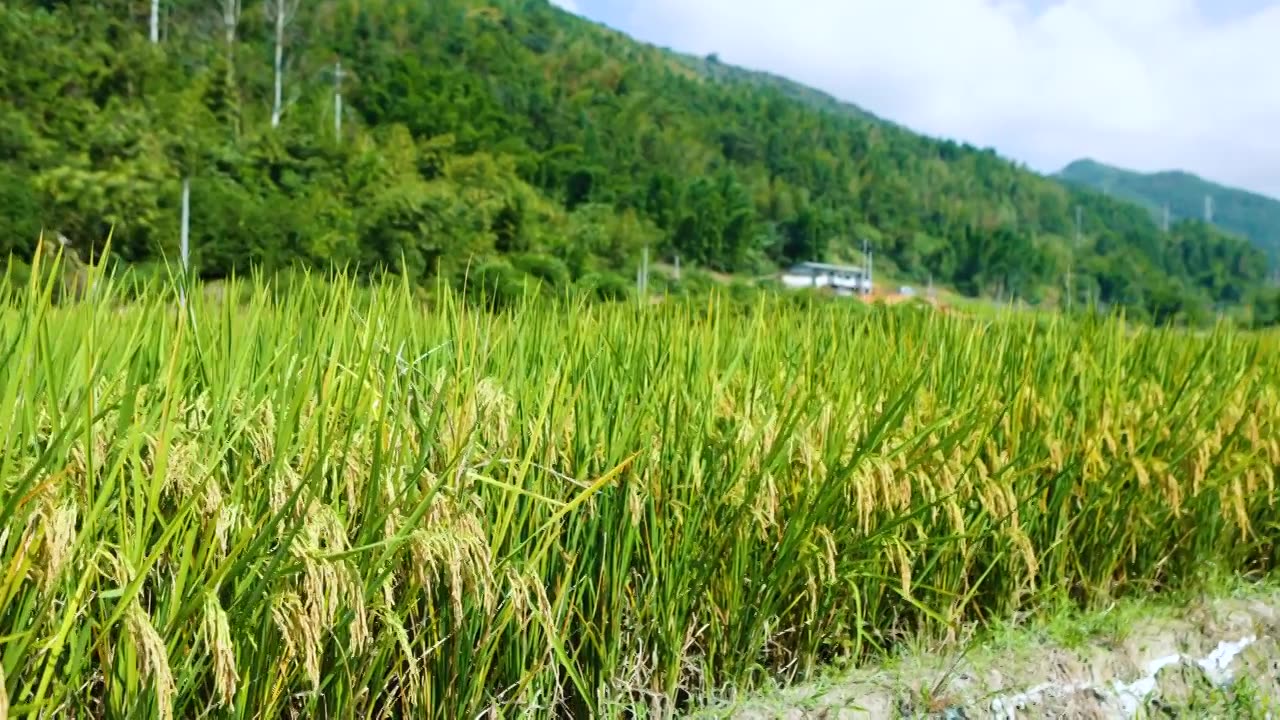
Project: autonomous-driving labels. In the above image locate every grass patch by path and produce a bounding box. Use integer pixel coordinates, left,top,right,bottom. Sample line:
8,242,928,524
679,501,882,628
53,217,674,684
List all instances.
691,573,1280,718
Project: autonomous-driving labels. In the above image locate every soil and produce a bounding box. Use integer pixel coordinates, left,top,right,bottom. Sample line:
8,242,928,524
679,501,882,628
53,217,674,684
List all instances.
688,588,1280,719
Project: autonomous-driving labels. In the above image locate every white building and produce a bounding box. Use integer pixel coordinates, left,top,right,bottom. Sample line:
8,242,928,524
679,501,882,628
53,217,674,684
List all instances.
780,262,872,296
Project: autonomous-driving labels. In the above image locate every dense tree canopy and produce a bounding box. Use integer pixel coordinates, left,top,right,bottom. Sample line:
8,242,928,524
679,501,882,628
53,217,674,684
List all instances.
0,0,1272,323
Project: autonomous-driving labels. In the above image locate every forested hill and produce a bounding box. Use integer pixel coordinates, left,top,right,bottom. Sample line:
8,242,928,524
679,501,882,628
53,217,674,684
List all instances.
0,0,1271,323
1058,159,1280,267
674,53,882,124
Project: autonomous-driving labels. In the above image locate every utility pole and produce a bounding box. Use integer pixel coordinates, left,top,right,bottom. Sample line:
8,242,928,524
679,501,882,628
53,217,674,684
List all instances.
1162,203,1170,232
270,0,295,129
642,245,649,296
1204,195,1214,223
150,0,160,43
222,0,241,82
861,238,867,295
637,245,649,299
861,237,874,296
1066,265,1072,313
1067,205,1082,313
333,59,345,143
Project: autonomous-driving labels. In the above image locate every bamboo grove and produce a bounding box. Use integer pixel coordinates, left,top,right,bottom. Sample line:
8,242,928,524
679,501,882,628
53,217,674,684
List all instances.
0,256,1276,718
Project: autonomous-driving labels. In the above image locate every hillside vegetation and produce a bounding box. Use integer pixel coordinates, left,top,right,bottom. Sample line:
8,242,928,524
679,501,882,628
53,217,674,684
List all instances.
0,0,1273,324
1059,158,1280,267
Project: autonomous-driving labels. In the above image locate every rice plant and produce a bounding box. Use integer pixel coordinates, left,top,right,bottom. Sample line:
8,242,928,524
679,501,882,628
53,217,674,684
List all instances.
0,251,1276,719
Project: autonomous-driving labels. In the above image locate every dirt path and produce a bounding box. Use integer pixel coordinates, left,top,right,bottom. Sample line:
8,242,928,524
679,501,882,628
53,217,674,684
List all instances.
688,585,1280,719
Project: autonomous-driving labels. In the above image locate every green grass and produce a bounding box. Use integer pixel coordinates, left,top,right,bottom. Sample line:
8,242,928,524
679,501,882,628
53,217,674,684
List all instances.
688,574,1280,718
1,249,1278,718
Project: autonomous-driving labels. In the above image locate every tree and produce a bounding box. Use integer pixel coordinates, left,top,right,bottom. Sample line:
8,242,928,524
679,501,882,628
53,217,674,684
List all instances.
0,0,1269,324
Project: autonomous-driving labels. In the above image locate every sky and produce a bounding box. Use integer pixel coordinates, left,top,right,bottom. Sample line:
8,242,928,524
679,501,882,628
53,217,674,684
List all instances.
549,0,1280,198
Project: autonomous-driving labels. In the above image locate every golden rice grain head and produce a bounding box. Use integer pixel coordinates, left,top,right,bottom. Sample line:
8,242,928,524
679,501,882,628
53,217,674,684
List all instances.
214,503,241,561
378,605,421,698
1007,515,1039,587
164,440,221,517
805,570,820,617
852,467,875,533
248,401,278,463
976,478,1008,519
973,457,990,483
289,505,369,655
184,392,213,431
1160,467,1182,518
1243,464,1262,496
474,377,515,448
39,498,77,591
814,525,837,587
886,458,913,512
503,566,535,630
382,466,415,505
1102,426,1123,458
645,430,664,474
325,429,370,510
126,602,176,720
407,496,495,622
1192,444,1210,496
891,541,913,600
438,393,478,462
202,592,238,708
945,497,966,544
271,591,321,690
792,429,821,477
687,452,705,492
1045,437,1064,473
751,473,780,535
1132,457,1150,489
344,562,370,655
627,477,645,529
1230,478,1250,541
269,463,303,514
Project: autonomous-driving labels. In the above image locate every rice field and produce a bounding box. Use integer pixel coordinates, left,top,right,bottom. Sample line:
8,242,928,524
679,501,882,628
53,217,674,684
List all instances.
0,257,1277,719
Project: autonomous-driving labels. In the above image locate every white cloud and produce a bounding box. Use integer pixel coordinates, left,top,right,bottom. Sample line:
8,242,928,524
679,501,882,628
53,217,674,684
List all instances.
614,0,1280,197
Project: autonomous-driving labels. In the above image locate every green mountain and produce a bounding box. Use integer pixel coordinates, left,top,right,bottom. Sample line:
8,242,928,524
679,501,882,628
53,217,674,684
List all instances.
1058,159,1280,267
0,0,1271,324
675,53,881,124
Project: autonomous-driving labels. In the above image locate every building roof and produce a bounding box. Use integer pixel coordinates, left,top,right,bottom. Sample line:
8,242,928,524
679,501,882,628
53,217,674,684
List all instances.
787,261,867,274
